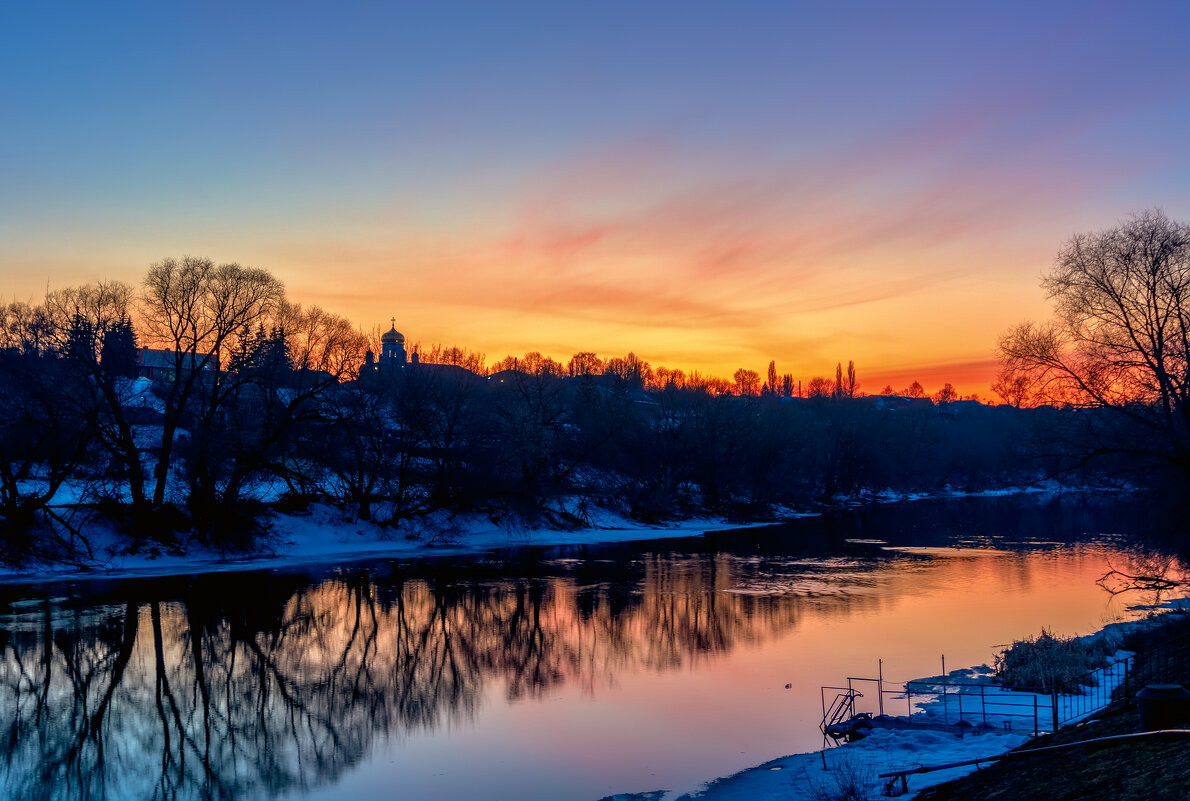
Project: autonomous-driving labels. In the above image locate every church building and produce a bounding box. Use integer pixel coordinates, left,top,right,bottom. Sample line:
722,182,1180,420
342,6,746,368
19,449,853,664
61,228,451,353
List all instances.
362,317,417,374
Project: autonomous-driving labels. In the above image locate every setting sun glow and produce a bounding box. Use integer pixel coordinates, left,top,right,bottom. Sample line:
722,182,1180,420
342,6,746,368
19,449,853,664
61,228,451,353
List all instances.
3,2,1188,395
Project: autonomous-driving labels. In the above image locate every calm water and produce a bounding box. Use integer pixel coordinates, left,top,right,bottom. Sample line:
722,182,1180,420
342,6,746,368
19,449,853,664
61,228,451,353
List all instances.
0,495,1185,801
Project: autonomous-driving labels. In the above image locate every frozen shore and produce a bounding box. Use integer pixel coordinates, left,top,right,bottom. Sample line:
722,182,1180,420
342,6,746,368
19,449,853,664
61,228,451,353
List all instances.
0,502,787,584
614,597,1190,801
1,483,1089,584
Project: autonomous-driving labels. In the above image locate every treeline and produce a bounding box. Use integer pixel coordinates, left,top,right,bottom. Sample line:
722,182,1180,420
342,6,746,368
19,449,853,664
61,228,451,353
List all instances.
0,257,1113,566
421,346,973,404
1,257,365,561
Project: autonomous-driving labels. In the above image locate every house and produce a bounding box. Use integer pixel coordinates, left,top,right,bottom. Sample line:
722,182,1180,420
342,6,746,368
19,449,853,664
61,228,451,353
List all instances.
136,347,217,381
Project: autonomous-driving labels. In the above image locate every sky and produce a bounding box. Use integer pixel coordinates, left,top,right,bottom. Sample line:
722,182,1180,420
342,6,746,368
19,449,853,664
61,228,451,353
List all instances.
3,1,1190,394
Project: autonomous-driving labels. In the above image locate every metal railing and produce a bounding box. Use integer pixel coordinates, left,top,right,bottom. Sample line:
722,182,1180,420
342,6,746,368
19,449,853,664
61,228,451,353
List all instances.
903,678,1046,735
1054,655,1132,727
820,653,1136,738
1124,636,1190,695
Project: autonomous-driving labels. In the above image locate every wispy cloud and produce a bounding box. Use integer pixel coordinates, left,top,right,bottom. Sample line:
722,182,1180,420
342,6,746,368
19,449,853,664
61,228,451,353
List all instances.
254,89,1144,386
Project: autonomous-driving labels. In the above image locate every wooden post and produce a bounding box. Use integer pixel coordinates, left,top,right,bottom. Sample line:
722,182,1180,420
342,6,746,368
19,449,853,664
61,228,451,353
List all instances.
878,659,884,717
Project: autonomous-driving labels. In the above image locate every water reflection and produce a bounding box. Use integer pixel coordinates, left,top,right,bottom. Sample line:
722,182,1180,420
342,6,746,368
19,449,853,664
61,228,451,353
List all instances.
0,495,1184,801
0,564,762,798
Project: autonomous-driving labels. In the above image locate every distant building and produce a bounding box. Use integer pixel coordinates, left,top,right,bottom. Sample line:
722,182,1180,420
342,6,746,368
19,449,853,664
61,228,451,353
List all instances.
856,394,935,410
362,317,418,376
136,346,217,381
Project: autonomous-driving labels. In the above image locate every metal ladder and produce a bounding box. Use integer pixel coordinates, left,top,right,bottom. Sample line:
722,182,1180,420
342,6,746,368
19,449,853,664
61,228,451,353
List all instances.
821,688,863,737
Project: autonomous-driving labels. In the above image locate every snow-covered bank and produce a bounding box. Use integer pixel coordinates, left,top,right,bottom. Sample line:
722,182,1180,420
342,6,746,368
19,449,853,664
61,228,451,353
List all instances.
618,598,1190,801
661,728,1031,801
596,706,1032,800
0,503,784,584
2,483,1100,584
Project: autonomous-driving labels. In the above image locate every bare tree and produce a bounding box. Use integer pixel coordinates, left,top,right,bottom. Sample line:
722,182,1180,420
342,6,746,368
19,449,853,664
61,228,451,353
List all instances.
933,382,959,404
0,342,96,562
999,210,1190,474
491,370,573,516
733,368,761,396
567,351,604,378
418,344,487,374
991,366,1042,408
139,256,285,508
185,302,368,532
278,301,367,381
41,284,149,510
0,301,55,353
806,376,834,398
652,366,686,390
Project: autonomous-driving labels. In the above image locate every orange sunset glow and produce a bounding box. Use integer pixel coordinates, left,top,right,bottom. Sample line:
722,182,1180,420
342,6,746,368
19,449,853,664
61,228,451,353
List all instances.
4,3,1189,395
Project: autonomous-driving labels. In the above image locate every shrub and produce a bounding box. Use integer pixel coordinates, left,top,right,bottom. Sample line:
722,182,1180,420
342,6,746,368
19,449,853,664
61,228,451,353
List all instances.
806,753,878,801
994,628,1113,693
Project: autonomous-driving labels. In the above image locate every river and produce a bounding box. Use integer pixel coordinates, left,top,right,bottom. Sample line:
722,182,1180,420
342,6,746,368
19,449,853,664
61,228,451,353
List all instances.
0,494,1184,801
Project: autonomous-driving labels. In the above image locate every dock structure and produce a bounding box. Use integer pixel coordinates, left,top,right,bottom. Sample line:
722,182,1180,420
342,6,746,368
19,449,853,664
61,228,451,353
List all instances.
818,654,1134,743
821,687,866,739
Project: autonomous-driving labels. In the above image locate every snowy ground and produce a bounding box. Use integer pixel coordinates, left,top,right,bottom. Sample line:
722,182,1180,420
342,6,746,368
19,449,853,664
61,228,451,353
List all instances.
2,482,1087,585
654,727,1032,800
0,502,787,584
618,597,1189,801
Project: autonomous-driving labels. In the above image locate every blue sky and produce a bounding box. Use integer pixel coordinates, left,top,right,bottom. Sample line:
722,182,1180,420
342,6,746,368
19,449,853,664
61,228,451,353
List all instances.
4,1,1189,390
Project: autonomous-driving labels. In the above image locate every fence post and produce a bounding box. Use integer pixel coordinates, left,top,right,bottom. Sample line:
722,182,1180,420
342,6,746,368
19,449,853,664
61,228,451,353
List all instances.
1051,690,1060,732
878,659,884,717
1033,694,1038,737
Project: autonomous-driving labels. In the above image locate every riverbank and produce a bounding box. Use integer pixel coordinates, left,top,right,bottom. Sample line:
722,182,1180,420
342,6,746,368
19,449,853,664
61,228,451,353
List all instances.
916,609,1190,801
1,483,1085,584
645,600,1190,801
0,502,779,584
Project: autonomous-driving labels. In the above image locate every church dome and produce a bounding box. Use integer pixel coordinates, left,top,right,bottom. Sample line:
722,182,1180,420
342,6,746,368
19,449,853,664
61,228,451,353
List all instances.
381,325,404,344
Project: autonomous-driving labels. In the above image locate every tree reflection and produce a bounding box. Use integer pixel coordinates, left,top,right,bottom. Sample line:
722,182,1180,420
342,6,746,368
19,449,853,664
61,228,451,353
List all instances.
0,553,864,800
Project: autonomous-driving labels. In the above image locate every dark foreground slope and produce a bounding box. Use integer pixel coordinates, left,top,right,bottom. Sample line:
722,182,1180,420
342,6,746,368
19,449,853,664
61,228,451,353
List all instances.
918,614,1190,801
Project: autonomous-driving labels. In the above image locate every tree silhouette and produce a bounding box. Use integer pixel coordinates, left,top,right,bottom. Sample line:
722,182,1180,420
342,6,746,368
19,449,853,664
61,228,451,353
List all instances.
733,368,761,396
0,556,832,800
999,210,1190,477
